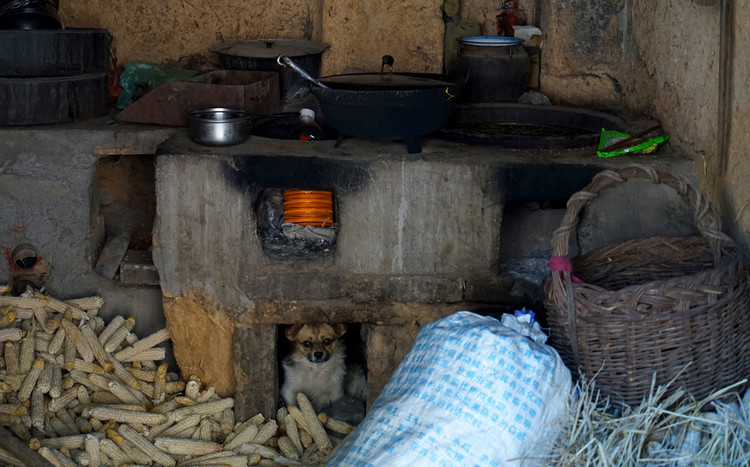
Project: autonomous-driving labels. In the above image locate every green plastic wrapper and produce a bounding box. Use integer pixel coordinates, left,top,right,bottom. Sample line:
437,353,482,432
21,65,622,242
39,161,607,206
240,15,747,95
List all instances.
597,129,669,158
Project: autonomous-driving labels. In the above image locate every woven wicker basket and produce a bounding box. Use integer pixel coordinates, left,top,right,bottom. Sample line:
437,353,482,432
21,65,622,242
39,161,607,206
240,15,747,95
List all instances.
545,164,750,406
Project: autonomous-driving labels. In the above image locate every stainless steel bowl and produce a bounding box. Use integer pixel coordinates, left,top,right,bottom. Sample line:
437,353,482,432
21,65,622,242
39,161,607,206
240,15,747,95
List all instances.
188,108,252,146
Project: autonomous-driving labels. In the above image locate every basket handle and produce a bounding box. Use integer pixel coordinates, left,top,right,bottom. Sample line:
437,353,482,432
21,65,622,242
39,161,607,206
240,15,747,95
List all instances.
549,164,733,261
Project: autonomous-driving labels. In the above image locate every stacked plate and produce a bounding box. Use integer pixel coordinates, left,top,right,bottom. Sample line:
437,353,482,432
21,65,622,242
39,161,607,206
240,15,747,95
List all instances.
283,190,334,227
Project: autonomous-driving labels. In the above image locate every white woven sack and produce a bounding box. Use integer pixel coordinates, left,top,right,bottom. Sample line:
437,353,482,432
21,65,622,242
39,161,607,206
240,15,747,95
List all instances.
330,311,572,466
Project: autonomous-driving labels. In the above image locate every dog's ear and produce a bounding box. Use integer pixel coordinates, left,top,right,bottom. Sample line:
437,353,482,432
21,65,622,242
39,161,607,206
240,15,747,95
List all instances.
285,324,303,341
333,323,347,337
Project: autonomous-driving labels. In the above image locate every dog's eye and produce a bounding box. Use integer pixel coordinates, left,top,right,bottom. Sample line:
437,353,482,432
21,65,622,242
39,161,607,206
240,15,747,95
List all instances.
303,341,312,348
323,338,332,346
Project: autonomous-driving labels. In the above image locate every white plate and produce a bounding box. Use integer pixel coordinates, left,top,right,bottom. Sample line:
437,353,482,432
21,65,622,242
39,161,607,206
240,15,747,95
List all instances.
459,36,524,46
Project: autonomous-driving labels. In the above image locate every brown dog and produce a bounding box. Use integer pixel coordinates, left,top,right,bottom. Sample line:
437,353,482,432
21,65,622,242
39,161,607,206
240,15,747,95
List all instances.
281,323,348,412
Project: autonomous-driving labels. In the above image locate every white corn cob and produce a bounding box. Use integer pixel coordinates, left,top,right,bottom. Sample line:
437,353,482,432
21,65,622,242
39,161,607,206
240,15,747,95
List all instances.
127,367,155,382
195,386,217,403
277,435,301,460
63,336,76,370
105,428,152,465
0,403,27,416
0,328,22,343
164,380,185,394
297,392,332,455
170,397,234,422
119,347,166,363
235,443,280,459
0,306,15,328
84,406,167,425
85,373,112,393
83,434,102,467
37,360,54,393
49,363,63,398
103,317,136,353
30,387,44,429
99,438,131,465
76,383,91,405
114,328,170,362
117,424,176,467
89,316,105,333
37,446,78,467
125,332,138,345
284,410,303,455
49,386,79,412
110,358,142,392
154,437,222,456
153,362,167,402
185,379,200,401
160,414,201,438
75,416,93,434
31,291,88,321
33,308,51,333
39,434,91,450
107,380,143,406
198,418,213,442
152,398,182,414
18,335,34,373
18,357,44,401
47,326,66,355
60,319,94,363
220,407,235,435
251,420,278,446
177,451,240,466
79,325,113,371
33,335,49,353
286,405,309,433
223,422,259,451
4,341,19,374
97,315,124,345
66,296,104,312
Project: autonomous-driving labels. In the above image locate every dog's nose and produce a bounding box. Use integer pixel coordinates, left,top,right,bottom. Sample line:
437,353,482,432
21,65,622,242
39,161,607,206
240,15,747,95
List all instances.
313,351,324,360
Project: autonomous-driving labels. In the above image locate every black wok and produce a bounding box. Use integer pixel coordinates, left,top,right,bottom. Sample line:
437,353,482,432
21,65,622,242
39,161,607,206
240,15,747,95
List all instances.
279,55,462,154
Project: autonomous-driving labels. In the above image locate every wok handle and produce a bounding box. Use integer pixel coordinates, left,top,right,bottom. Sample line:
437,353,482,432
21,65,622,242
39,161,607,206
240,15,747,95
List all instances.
277,55,329,89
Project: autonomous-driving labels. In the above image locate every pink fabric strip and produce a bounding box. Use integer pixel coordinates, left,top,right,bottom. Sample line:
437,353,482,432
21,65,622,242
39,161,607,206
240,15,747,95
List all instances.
549,256,583,283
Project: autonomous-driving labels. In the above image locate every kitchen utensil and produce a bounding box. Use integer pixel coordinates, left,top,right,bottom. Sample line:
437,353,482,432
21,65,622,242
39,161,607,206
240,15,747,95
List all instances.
454,37,529,103
278,55,462,154
187,108,252,146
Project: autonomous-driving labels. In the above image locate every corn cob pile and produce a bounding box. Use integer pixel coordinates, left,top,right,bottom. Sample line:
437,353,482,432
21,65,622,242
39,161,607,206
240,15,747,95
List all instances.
0,286,356,466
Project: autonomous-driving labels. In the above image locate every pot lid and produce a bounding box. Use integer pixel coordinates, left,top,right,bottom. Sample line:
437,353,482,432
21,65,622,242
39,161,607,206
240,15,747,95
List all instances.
459,36,524,46
320,72,457,90
210,38,329,58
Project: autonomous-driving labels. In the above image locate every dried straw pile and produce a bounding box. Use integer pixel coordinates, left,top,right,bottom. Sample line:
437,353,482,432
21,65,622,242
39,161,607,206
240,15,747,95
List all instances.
0,287,351,466
550,374,750,466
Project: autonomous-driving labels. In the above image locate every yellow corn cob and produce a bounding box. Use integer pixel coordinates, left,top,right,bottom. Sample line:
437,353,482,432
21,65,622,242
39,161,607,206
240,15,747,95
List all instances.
18,358,44,401
0,308,15,328
28,437,42,451
286,405,309,433
83,434,102,467
251,420,278,446
296,392,332,455
45,317,61,332
4,342,19,374
88,417,103,432
105,428,152,465
138,380,155,399
128,367,155,382
164,380,186,394
277,435,301,460
60,319,94,363
284,410,304,455
80,325,113,371
114,328,170,362
31,291,88,320
85,406,167,425
0,403,27,417
223,422,259,451
317,412,328,424
103,317,136,353
0,328,23,343
1,373,25,391
154,437,222,456
97,315,124,345
152,362,167,402
75,416,93,434
117,424,176,467
37,446,78,467
110,358,142,392
220,407,235,436
98,438,130,465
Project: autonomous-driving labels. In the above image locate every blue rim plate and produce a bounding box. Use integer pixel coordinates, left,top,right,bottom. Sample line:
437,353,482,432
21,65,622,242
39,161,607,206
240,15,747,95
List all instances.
459,36,524,46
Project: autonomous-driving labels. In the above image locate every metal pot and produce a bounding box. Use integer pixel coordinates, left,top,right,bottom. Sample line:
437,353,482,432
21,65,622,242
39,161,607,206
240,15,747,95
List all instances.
188,108,252,146
454,36,530,103
279,56,463,154
0,0,61,29
210,39,329,103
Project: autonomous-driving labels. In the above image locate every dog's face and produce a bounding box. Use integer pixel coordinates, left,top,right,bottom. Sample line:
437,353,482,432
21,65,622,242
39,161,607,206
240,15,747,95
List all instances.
285,323,346,364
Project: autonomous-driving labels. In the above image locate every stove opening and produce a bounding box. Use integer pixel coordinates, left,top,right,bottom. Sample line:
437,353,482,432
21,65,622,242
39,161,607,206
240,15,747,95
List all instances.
256,188,338,261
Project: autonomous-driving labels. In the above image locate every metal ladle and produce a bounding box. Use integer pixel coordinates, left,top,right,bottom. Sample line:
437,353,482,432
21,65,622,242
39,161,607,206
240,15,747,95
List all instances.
277,55,330,89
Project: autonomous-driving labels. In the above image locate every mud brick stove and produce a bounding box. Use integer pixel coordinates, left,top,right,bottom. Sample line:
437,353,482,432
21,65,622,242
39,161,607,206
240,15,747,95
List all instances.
152,132,693,421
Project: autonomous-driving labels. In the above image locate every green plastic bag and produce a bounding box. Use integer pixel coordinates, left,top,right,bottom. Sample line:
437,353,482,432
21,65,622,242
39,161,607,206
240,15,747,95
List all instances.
116,62,168,109
597,128,669,158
